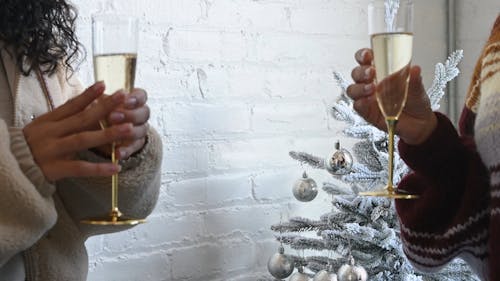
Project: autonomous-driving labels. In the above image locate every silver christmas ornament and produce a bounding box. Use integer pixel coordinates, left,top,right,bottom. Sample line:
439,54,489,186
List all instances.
267,245,294,279
337,257,367,281
293,171,318,202
313,266,338,281
289,266,310,281
325,141,353,175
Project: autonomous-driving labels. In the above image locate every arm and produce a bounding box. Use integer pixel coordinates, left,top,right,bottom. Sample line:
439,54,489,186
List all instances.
55,71,162,236
56,126,162,237
395,18,499,277
0,119,57,267
395,111,489,272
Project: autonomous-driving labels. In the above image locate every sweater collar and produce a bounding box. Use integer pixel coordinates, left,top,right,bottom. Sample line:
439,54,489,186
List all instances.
0,48,21,105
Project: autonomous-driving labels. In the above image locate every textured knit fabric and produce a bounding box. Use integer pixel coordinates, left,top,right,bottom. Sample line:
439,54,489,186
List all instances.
0,253,24,281
395,14,500,281
475,15,500,280
0,47,163,281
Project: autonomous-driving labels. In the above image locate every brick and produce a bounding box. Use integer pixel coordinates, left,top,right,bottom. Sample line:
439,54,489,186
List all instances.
251,101,329,134
88,251,171,281
205,1,291,32
161,141,210,176
97,213,204,254
250,168,298,201
208,138,293,172
164,174,253,208
160,102,250,136
66,1,465,280
170,239,257,280
203,205,282,237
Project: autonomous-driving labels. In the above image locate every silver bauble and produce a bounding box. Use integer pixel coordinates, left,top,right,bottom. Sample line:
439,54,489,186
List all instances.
337,257,367,281
293,171,318,202
313,269,338,281
325,141,353,175
289,267,310,281
267,246,294,279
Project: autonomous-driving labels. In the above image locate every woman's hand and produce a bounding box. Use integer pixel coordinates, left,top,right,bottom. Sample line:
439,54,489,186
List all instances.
23,82,135,182
346,48,438,145
105,88,150,159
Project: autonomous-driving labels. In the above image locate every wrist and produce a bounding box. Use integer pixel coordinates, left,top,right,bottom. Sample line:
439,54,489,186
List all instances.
400,112,438,145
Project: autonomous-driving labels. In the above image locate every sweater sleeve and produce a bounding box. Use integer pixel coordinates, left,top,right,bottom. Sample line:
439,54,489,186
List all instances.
395,112,490,275
54,71,162,237
56,125,163,237
0,120,57,267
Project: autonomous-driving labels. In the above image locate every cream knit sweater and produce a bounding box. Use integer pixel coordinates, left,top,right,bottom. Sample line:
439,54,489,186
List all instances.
0,48,162,281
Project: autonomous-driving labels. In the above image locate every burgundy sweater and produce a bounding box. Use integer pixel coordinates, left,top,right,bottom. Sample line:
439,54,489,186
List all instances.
395,15,500,281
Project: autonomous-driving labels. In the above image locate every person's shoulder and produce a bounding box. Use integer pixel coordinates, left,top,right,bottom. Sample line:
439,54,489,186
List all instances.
485,15,500,47
481,16,500,69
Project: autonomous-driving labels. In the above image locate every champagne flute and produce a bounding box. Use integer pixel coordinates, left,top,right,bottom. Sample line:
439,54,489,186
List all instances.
81,14,146,225
359,0,418,199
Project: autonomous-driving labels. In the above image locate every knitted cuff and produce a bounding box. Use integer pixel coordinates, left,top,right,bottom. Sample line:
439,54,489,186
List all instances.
80,127,161,171
398,112,462,178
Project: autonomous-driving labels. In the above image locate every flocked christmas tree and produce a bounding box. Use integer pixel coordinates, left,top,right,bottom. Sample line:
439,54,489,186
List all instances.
263,49,481,281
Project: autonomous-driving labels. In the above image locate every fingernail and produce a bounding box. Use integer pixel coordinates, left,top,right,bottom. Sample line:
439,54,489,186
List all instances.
125,97,138,108
95,81,105,89
90,81,105,94
110,164,121,173
361,49,369,59
119,148,127,159
110,111,125,122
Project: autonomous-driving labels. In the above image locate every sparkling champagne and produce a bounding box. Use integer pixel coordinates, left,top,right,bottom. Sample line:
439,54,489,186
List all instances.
80,15,147,225
371,32,413,118
93,53,137,95
359,0,418,199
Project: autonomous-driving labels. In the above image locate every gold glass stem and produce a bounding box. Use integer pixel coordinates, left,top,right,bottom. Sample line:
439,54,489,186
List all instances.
110,142,122,221
386,118,397,193
358,116,418,199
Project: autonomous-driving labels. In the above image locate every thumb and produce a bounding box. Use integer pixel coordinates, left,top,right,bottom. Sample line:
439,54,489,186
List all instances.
408,65,425,97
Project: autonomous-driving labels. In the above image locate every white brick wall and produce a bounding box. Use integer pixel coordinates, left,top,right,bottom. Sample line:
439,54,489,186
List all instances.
68,1,467,280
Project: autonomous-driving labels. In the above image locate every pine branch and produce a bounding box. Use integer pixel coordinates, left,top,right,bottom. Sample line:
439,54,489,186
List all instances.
288,151,325,169
276,51,473,280
302,256,334,273
332,71,350,101
332,102,365,125
320,211,353,225
427,49,464,110
340,163,385,187
343,124,386,141
278,234,327,251
271,217,329,232
322,179,359,196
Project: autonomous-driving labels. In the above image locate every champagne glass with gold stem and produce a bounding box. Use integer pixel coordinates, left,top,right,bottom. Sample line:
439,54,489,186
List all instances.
359,0,418,199
81,14,146,225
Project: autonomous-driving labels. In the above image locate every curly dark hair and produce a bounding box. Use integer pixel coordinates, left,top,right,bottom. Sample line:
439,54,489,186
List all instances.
0,0,82,76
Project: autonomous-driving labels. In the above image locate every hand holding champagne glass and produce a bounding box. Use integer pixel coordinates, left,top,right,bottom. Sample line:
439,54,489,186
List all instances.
81,14,146,225
359,0,418,199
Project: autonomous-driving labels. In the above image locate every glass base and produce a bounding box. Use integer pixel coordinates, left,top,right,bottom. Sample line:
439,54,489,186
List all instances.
80,215,146,226
359,186,418,199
